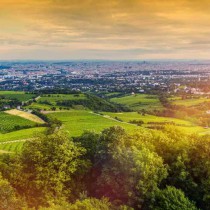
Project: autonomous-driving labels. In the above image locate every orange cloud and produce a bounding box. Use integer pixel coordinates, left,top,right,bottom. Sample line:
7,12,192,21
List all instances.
0,0,210,59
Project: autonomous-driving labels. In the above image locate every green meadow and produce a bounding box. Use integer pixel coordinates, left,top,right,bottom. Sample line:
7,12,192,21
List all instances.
38,94,86,104
103,111,209,135
0,127,46,143
27,93,86,110
47,110,137,137
0,127,46,153
104,112,192,125
0,91,36,101
110,94,163,111
171,97,210,107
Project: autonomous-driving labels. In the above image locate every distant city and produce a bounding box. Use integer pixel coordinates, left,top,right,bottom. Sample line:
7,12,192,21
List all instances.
0,61,210,94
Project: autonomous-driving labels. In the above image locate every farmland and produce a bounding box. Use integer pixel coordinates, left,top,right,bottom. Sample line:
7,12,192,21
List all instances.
0,142,25,154
103,111,209,134
1,91,210,155
26,93,87,110
0,111,37,133
47,110,137,137
38,94,86,105
5,109,45,124
170,97,210,107
0,127,46,153
0,91,36,101
110,94,163,111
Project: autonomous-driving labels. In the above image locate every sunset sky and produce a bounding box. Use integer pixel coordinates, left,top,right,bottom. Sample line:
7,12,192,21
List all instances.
0,0,210,60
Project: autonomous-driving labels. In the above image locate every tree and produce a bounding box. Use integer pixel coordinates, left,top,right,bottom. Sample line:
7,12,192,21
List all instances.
39,198,133,210
10,132,90,209
76,127,167,208
150,186,198,210
186,135,210,209
0,174,25,210
96,128,167,208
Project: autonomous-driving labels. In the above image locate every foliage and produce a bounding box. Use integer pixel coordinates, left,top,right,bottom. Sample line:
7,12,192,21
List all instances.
75,127,167,208
6,132,90,208
1,125,210,209
150,186,198,210
0,173,25,210
39,198,113,210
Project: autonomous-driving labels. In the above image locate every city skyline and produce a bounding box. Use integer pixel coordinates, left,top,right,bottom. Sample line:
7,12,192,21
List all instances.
1,0,210,60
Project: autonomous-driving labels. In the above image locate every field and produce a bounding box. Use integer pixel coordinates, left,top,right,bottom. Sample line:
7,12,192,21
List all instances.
0,127,46,153
0,112,37,133
0,127,46,142
26,103,55,111
47,110,137,137
0,91,36,101
104,112,192,126
103,112,209,134
171,97,210,107
1,91,210,155
26,93,86,110
0,142,25,154
110,94,163,111
5,109,45,124
38,94,86,104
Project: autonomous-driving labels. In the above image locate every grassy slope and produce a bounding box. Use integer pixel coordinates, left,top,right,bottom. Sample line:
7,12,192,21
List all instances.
0,127,46,142
110,94,163,111
104,112,192,125
5,109,45,124
0,127,46,153
0,112,37,133
103,112,209,134
0,91,35,101
27,94,86,110
2,91,210,154
170,97,210,107
0,142,24,153
38,94,86,104
47,110,137,137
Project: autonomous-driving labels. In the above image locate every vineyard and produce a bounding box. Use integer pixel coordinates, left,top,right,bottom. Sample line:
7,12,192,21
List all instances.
0,112,37,133
0,91,36,101
110,94,163,111
27,93,86,110
38,94,86,104
0,141,25,153
0,127,46,153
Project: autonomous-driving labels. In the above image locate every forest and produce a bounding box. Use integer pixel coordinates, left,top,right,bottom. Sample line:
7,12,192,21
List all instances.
0,126,209,210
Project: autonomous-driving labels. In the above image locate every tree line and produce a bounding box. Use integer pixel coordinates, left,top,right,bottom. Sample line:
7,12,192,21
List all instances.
0,126,210,209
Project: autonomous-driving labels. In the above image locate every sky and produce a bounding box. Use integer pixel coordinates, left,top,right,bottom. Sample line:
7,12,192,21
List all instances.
0,0,210,60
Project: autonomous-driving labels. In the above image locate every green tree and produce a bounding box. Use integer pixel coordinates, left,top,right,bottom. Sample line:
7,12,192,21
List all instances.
186,135,210,209
0,174,24,210
97,127,167,208
151,186,198,210
77,127,167,208
40,198,133,210
10,132,90,209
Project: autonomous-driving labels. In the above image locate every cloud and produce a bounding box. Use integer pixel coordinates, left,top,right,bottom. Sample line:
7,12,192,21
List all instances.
0,0,210,59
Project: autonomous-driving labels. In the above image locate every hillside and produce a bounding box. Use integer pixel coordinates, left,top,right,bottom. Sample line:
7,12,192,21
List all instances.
1,91,210,154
